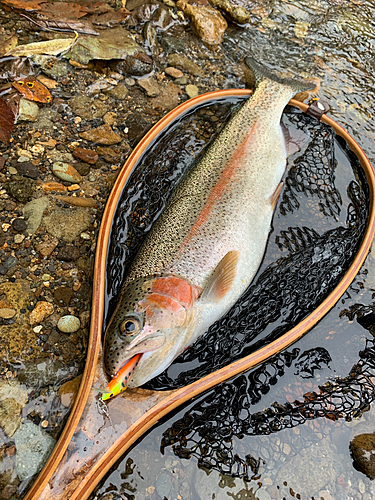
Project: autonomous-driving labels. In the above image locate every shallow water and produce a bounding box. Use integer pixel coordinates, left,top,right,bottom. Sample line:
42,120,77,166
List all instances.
92,2,375,499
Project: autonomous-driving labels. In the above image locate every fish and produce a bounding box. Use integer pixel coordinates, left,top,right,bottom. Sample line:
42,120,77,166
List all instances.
102,58,316,399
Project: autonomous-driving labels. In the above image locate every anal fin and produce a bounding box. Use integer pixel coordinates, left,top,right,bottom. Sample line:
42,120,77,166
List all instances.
201,250,239,303
270,182,284,210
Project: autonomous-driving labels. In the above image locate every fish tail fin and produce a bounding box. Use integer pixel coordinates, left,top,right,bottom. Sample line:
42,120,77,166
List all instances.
245,57,316,95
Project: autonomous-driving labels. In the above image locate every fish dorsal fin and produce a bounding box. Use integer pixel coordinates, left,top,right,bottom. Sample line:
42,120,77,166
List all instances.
201,250,239,303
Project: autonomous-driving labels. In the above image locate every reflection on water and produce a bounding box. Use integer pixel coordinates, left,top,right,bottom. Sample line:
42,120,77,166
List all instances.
93,1,375,499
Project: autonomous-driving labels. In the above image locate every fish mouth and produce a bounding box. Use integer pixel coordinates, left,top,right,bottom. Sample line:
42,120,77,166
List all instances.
117,334,165,374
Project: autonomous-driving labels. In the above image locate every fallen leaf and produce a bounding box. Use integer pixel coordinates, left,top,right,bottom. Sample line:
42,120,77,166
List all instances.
6,34,78,57
0,98,15,145
12,78,52,103
24,14,100,35
38,2,87,19
36,74,58,89
80,2,114,14
88,8,129,27
4,92,21,120
1,0,46,10
0,34,18,57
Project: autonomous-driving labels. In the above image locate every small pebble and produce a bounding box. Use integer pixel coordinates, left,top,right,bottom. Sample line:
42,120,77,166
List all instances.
12,218,27,232
8,167,17,175
72,147,98,165
41,420,49,428
165,67,183,78
29,301,54,326
14,234,25,244
185,84,199,99
53,162,82,183
0,308,16,319
57,315,81,333
33,325,43,334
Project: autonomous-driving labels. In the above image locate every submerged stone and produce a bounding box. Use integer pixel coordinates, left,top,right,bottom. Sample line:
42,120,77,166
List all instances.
14,420,56,481
18,357,78,388
350,433,375,480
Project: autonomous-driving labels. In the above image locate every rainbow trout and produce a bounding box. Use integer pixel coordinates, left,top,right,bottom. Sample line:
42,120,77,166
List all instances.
102,59,315,399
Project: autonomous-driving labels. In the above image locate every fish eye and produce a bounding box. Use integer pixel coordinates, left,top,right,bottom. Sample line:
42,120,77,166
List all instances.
119,315,142,338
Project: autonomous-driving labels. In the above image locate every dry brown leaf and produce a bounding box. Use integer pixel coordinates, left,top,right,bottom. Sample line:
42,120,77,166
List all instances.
88,8,129,27
26,14,100,35
0,98,15,145
1,0,46,10
38,2,88,19
6,34,77,57
0,34,18,57
36,74,58,89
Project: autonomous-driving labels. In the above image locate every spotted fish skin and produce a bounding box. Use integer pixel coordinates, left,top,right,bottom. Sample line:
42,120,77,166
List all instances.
103,59,315,392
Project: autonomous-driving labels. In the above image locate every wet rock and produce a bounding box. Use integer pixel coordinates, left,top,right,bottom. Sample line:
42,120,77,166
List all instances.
350,433,375,480
153,4,173,29
18,357,78,387
104,82,129,100
43,208,92,243
114,51,153,77
186,84,199,98
79,310,90,328
176,1,227,47
152,82,181,111
0,379,28,406
16,161,39,179
126,114,152,146
5,175,36,203
42,182,67,193
69,94,109,120
143,22,158,54
72,147,98,165
209,0,250,24
54,286,74,306
156,470,173,498
29,301,54,326
275,437,338,496
79,124,122,145
138,77,160,97
14,420,56,481
67,27,152,76
97,146,123,163
57,315,81,333
35,237,59,258
38,56,72,79
58,374,82,408
52,162,83,183
0,308,16,319
23,197,49,234
165,67,183,78
167,53,204,76
103,112,117,126
12,218,27,232
174,75,188,85
32,108,60,130
14,234,24,244
160,34,186,53
56,245,80,262
56,196,97,208
18,98,39,121
73,161,91,176
0,398,22,437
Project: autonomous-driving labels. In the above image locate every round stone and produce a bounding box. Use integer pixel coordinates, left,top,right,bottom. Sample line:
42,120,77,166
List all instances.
57,315,81,333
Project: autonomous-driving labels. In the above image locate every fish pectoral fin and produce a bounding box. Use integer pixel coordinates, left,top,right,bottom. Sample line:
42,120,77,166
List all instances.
269,182,284,210
201,250,239,303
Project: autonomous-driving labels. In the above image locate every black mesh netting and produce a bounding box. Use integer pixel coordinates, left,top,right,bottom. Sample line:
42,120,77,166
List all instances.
160,336,375,480
104,96,372,479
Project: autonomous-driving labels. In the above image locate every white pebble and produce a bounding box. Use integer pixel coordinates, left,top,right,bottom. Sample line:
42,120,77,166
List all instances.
57,315,81,333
